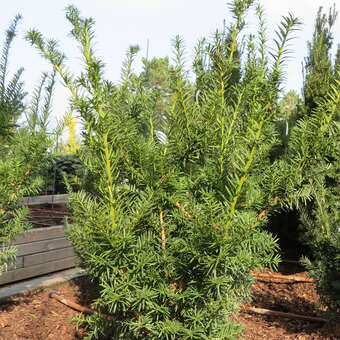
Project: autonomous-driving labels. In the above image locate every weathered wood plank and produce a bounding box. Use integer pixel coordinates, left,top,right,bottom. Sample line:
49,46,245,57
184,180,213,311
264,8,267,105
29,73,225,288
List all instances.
16,237,71,257
0,257,77,285
22,194,68,206
23,247,76,267
12,225,67,245
53,194,69,204
7,256,24,271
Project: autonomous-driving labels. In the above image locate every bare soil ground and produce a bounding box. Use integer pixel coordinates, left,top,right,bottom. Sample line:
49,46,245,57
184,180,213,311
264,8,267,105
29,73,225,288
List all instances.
0,266,339,340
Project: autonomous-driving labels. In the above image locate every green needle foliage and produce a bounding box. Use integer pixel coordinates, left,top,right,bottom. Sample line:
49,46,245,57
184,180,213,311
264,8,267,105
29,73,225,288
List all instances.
139,56,172,134
27,2,301,338
303,5,339,114
253,6,340,316
286,69,340,313
0,16,53,275
292,5,340,314
0,15,26,138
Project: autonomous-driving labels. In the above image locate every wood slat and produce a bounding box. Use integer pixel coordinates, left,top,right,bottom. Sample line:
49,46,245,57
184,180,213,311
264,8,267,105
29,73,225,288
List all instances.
0,257,78,285
22,194,68,206
7,257,24,271
12,225,68,245
28,210,71,216
28,221,62,227
53,194,69,204
23,247,76,267
16,237,71,257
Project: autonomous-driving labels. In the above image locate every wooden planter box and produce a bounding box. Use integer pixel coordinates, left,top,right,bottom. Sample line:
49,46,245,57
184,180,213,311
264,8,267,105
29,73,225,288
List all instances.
0,194,76,286
0,225,77,285
21,193,68,206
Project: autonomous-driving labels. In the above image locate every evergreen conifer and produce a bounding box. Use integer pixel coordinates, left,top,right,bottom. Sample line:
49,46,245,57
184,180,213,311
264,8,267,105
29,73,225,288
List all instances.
294,5,340,313
27,2,302,338
0,16,53,276
303,5,338,113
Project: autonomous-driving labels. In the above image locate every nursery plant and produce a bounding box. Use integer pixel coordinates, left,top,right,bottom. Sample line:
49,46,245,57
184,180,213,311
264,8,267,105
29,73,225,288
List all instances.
303,5,339,114
45,153,84,194
255,5,340,315
27,1,302,339
0,15,54,275
293,5,340,313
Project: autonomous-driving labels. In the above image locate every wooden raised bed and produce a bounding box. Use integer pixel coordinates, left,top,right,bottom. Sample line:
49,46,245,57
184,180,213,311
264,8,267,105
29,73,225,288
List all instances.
0,194,77,286
0,225,77,285
21,193,68,206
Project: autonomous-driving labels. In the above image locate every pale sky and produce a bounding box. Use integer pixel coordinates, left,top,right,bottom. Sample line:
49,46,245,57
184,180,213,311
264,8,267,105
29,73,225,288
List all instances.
1,0,339,125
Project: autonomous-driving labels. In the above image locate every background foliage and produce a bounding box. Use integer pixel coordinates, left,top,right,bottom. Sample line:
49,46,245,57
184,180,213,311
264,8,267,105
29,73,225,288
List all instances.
297,5,340,314
0,15,53,275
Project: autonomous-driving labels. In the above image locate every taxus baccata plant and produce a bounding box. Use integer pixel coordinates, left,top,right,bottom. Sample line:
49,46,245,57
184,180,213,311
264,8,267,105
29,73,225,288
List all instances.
302,5,339,115
45,153,85,194
291,6,340,314
0,16,53,275
27,2,301,338
284,67,340,313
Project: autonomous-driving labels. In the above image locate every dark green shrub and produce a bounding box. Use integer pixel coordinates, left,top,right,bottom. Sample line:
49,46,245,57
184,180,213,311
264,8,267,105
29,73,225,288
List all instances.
43,153,85,194
28,2,303,339
257,5,340,316
288,6,340,314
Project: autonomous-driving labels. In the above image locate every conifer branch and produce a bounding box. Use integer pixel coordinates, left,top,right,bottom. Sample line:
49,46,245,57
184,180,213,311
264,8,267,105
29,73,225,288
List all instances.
256,4,267,78
271,13,301,84
126,190,154,230
26,31,79,102
317,76,340,138
40,69,56,130
121,45,140,86
227,0,255,65
225,118,265,230
220,89,244,176
103,132,115,228
160,209,168,278
175,201,192,219
173,36,190,132
308,179,330,238
0,14,22,100
218,41,226,176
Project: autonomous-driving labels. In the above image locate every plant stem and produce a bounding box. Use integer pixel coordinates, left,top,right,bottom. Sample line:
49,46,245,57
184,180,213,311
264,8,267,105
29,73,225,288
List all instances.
103,132,115,228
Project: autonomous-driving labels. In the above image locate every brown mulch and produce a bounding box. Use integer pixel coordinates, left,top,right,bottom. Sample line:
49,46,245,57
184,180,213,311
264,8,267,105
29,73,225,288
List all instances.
0,268,339,340
27,203,72,228
236,263,340,339
0,278,92,340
